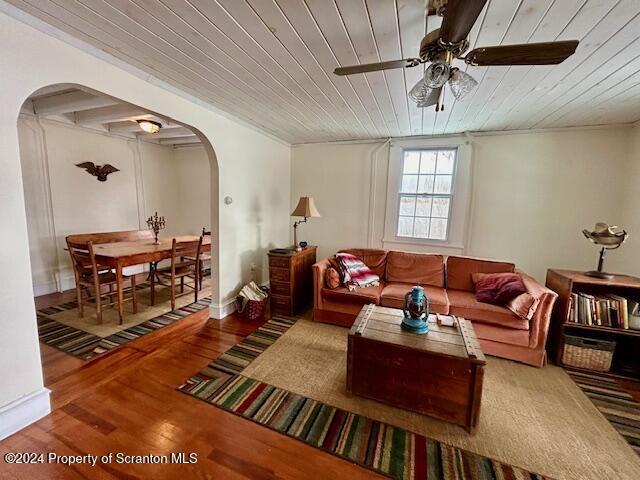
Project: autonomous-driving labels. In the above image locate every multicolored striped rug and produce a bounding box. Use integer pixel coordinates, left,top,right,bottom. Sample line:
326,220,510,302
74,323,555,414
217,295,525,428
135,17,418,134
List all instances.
179,316,550,480
37,296,211,361
568,370,640,456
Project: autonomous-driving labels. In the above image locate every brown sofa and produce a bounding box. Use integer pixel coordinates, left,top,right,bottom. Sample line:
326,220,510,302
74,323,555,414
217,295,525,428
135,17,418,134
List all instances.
312,248,558,367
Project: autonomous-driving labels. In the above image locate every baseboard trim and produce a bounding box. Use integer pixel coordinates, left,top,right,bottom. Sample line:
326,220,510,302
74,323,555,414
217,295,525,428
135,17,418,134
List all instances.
32,275,74,296
32,280,59,297
209,298,237,320
0,388,51,440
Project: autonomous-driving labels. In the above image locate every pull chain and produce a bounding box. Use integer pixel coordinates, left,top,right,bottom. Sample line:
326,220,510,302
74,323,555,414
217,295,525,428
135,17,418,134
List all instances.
435,88,445,112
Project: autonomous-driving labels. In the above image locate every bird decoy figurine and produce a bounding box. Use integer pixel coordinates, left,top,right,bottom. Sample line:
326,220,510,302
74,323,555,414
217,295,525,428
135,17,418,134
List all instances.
75,162,119,182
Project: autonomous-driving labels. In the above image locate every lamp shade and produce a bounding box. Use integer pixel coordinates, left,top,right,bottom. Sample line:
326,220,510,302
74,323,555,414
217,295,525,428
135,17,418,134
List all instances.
291,196,321,218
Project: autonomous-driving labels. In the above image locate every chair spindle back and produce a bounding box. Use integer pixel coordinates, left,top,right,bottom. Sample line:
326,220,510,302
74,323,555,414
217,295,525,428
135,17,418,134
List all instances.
171,237,203,272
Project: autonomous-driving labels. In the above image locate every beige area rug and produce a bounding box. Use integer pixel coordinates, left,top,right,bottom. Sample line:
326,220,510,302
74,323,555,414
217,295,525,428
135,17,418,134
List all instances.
49,278,211,337
242,318,640,480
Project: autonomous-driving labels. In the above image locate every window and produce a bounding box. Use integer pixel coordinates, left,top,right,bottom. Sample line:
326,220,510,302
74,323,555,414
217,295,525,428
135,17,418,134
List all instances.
396,149,456,241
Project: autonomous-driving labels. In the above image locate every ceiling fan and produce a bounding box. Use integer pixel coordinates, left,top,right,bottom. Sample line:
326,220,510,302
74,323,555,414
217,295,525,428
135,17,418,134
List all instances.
333,0,579,111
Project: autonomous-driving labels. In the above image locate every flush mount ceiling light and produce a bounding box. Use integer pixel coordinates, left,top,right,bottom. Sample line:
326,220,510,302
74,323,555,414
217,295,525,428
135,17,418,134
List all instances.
333,0,579,112
137,119,162,134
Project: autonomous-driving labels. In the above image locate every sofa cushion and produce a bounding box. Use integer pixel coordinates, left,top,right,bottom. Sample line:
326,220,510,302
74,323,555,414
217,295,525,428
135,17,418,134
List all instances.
446,256,515,292
473,322,531,347
385,251,444,287
322,283,384,305
447,289,529,330
339,248,388,278
380,283,449,314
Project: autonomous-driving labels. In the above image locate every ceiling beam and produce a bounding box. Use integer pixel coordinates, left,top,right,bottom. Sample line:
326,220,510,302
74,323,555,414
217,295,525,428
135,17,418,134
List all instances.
138,127,194,139
158,135,200,145
173,143,203,149
75,104,150,125
33,91,118,115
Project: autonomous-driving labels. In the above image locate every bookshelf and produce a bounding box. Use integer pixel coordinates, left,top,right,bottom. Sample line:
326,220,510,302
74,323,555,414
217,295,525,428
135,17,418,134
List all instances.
546,269,640,379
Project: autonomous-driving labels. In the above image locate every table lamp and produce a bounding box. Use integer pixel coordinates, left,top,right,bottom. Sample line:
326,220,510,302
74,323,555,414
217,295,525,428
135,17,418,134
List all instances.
582,222,628,279
291,196,321,251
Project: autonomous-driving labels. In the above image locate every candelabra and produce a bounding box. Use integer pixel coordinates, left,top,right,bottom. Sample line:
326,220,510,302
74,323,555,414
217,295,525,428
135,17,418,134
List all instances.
146,211,166,245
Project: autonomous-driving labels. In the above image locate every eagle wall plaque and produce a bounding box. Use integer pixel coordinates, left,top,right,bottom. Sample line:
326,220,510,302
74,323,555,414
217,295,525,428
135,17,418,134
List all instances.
75,162,119,182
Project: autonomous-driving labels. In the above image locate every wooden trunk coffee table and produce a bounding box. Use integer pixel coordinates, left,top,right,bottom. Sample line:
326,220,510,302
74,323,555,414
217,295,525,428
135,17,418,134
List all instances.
347,304,486,433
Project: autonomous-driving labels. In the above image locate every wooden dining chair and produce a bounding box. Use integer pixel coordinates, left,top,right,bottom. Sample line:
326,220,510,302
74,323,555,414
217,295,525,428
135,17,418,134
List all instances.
66,238,137,324
183,228,211,290
152,237,203,310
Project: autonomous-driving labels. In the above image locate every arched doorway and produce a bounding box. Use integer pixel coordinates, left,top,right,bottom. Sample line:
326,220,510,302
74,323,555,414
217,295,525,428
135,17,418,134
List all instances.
17,83,220,362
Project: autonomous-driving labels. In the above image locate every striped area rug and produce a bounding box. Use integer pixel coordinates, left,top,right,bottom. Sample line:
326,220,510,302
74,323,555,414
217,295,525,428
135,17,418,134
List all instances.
37,296,211,361
568,370,640,456
179,316,549,480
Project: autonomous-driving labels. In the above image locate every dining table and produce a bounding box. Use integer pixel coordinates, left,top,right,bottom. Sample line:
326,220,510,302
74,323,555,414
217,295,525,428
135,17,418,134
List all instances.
92,235,211,323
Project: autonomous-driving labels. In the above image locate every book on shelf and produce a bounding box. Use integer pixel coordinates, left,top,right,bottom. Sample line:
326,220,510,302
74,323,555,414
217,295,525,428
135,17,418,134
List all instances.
607,294,629,329
566,291,638,330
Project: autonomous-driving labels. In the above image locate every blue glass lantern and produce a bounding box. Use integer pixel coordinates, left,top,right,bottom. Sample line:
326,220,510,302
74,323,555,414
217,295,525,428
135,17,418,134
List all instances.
401,286,430,334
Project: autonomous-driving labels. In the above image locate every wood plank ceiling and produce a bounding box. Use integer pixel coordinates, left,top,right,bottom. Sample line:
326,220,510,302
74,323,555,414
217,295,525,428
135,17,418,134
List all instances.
8,0,640,144
23,85,202,147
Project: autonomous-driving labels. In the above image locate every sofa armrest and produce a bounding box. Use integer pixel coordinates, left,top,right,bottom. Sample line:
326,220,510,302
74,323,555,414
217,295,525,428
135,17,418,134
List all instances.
313,258,332,310
517,270,558,349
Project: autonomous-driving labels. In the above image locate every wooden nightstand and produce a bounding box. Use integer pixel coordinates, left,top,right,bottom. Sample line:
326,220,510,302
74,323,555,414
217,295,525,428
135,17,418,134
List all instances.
268,247,317,316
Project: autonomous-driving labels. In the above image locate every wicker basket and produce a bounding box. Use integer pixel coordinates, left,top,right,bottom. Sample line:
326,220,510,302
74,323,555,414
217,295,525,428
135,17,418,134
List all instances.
562,335,615,372
236,287,269,321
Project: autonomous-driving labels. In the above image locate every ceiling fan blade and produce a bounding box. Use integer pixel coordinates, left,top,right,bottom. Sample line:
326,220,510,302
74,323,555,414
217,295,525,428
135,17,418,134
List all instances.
440,0,487,44
333,58,420,76
464,40,579,66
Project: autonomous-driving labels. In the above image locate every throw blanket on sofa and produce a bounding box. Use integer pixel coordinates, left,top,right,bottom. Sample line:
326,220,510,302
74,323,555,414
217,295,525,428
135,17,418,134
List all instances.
335,253,380,291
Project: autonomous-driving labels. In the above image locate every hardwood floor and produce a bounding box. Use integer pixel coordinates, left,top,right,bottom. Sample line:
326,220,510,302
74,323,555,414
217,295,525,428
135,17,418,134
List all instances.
2,290,381,479
5,289,639,479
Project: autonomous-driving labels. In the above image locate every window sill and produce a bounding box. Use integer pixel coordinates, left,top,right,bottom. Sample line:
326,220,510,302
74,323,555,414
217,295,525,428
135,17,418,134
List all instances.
382,236,465,250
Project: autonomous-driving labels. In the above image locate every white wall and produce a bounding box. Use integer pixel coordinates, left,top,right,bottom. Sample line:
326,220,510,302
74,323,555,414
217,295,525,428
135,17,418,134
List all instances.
139,140,185,238
18,117,211,295
140,143,212,237
0,9,290,417
171,147,212,236
290,142,389,260
609,125,640,275
291,127,634,281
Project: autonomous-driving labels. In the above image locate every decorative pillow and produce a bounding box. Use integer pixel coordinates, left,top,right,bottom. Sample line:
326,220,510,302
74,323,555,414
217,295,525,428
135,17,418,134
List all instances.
335,253,380,291
472,272,527,305
506,292,540,320
325,267,341,289
327,256,343,281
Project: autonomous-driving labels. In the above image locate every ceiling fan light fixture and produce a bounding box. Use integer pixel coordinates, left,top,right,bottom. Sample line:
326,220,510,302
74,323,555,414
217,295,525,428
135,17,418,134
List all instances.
408,79,434,107
448,68,478,100
424,60,450,88
137,119,162,134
